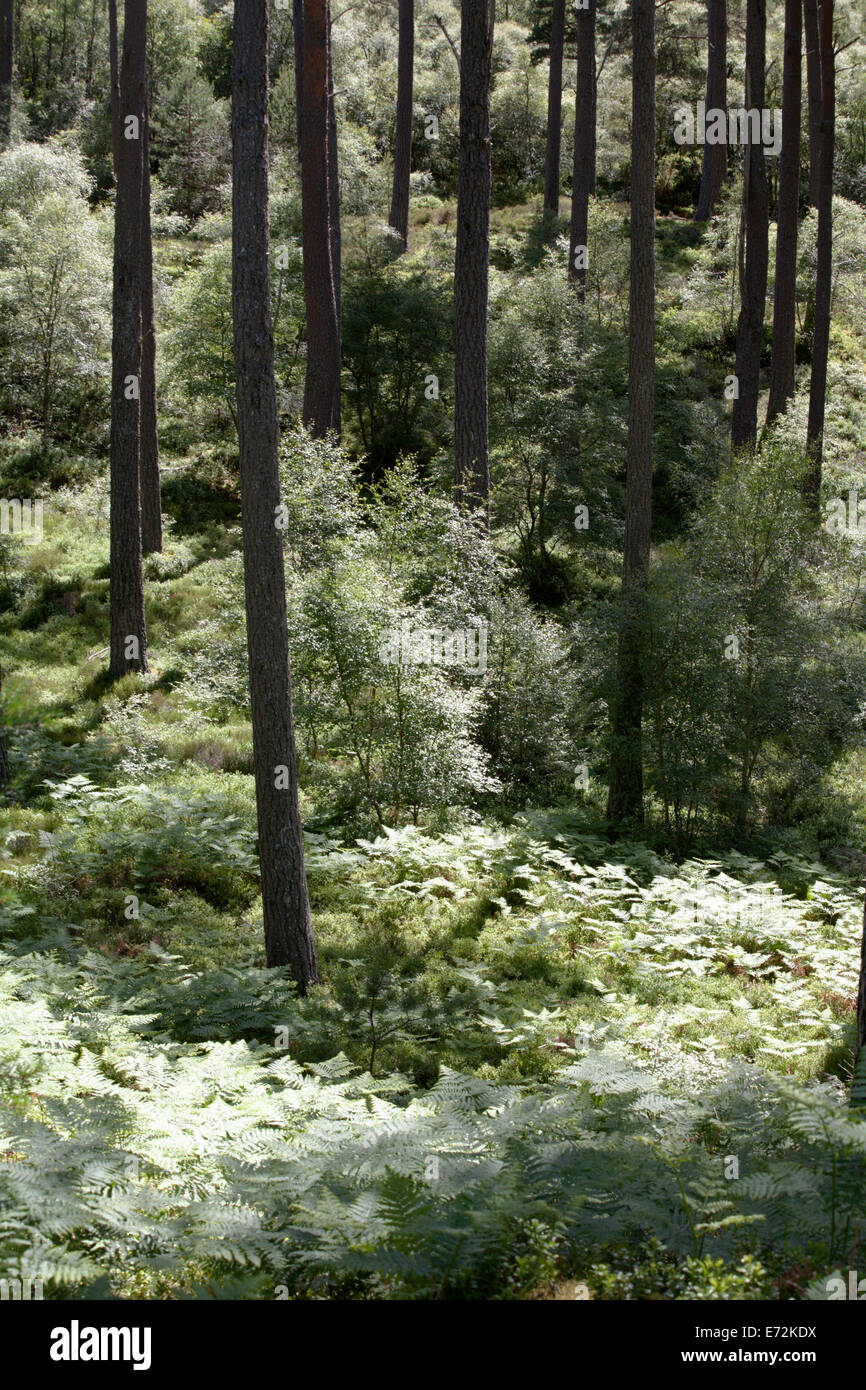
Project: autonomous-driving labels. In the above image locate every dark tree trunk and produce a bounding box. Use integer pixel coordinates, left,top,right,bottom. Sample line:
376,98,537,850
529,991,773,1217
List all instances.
327,29,341,331
731,0,769,451
805,0,834,509
803,0,822,206
543,0,565,217
301,0,341,437
454,0,494,518
108,0,120,176
140,84,162,554
606,0,655,826
694,0,727,221
389,0,414,248
232,0,318,989
109,0,148,680
568,0,596,292
293,0,303,156
0,0,13,147
766,0,802,425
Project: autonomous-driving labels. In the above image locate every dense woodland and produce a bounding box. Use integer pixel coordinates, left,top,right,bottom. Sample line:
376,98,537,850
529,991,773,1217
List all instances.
1,0,866,1304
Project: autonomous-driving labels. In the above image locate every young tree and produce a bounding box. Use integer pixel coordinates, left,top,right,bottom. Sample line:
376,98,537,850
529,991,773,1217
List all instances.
301,0,341,437
454,0,494,518
803,0,822,206
568,0,596,292
766,0,802,424
607,0,655,824
542,0,565,218
389,0,414,249
730,0,769,450
232,0,318,988
109,0,148,680
0,0,13,148
805,0,834,509
694,0,727,222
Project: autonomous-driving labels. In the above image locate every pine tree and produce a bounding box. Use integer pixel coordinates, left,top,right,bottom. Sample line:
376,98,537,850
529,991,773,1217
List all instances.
568,0,596,294
606,0,655,824
0,0,13,147
389,0,414,249
543,0,565,218
766,0,802,424
694,0,727,222
805,0,834,509
139,65,162,555
301,0,341,438
803,0,822,207
109,0,148,680
232,0,318,988
454,0,494,518
731,0,769,450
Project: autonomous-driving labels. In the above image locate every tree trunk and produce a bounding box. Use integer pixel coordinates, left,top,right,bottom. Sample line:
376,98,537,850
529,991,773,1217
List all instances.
0,661,9,789
327,28,341,332
140,84,162,554
766,0,802,425
0,0,13,148
856,892,866,1075
730,0,769,451
606,0,655,825
543,0,565,218
694,0,727,221
568,0,596,292
454,0,494,518
301,0,341,437
109,0,148,681
232,0,318,989
803,0,822,206
293,0,303,156
389,0,414,248
108,0,121,177
805,0,834,510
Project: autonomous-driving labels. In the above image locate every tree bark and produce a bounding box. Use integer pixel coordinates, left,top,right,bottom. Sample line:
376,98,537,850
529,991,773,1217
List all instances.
389,0,414,248
301,0,341,437
766,0,802,425
232,0,318,989
606,0,655,825
568,0,596,292
109,0,148,680
731,0,769,451
293,0,303,156
327,27,341,331
0,0,13,148
694,0,727,221
108,0,121,177
543,0,565,217
805,0,834,510
454,0,494,518
140,82,162,554
803,0,822,206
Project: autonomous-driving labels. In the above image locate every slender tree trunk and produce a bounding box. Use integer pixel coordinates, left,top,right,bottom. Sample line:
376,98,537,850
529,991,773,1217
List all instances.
543,0,565,218
293,0,303,156
606,0,655,825
0,661,9,789
766,0,802,424
694,0,727,221
327,29,341,332
805,0,834,509
140,82,161,554
568,0,596,291
232,0,318,989
803,0,822,206
301,0,341,437
454,0,494,518
109,0,148,680
0,0,12,147
389,0,414,248
108,0,121,177
731,0,769,451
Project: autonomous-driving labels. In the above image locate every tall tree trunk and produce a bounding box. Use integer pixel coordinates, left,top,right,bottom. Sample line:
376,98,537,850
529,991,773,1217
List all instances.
140,82,162,554
568,0,596,292
805,0,834,510
694,0,727,221
454,0,494,518
108,0,121,176
766,0,802,425
327,29,341,332
293,0,303,156
109,0,148,680
0,661,9,789
731,0,769,451
0,0,13,147
803,0,822,206
543,0,565,218
389,0,414,248
606,0,655,825
232,0,318,989
301,0,341,437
